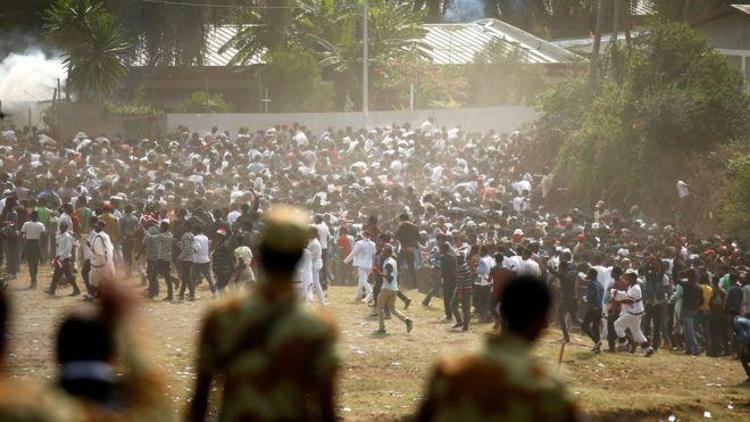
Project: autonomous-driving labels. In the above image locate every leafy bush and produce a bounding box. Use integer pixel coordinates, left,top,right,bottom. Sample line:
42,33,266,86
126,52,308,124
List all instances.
466,40,550,106
172,91,232,113
720,154,750,241
261,46,333,112
377,52,467,109
539,21,749,219
104,88,161,116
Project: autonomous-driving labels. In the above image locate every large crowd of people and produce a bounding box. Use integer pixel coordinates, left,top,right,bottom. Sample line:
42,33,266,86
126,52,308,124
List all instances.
0,119,749,420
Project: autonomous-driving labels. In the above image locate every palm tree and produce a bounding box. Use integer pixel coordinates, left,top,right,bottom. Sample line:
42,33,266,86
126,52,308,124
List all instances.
65,13,130,96
303,0,427,107
44,0,130,98
219,0,306,66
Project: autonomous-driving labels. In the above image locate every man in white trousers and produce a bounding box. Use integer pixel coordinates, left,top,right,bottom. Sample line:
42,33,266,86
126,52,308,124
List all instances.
307,226,328,305
294,242,314,303
344,231,376,303
611,269,655,357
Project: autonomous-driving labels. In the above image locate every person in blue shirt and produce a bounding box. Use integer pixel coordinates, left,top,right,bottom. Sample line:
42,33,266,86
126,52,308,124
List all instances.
582,268,604,354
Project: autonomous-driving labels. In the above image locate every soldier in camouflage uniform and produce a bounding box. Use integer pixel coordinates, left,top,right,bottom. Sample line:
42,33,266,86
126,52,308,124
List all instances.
0,291,82,421
416,276,579,422
188,205,339,422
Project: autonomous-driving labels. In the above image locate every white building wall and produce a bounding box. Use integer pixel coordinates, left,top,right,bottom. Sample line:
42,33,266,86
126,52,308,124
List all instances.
166,106,539,136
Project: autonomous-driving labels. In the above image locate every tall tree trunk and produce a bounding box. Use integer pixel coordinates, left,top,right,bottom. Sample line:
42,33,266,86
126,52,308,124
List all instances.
623,0,632,46
426,0,442,22
613,0,621,38
590,0,607,84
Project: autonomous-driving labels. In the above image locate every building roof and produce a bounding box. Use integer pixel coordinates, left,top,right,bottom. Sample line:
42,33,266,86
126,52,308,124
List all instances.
691,4,750,26
131,19,579,68
131,25,264,67
552,30,648,54
421,18,581,65
633,0,656,16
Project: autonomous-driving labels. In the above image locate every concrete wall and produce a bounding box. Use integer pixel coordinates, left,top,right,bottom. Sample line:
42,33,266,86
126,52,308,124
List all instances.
165,106,539,135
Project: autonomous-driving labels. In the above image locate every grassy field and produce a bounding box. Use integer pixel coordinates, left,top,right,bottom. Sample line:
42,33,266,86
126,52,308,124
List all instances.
3,269,749,421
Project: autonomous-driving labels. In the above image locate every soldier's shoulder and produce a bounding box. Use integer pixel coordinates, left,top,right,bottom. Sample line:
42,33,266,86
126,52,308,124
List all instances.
430,352,510,389
309,307,339,338
0,379,84,421
203,291,256,328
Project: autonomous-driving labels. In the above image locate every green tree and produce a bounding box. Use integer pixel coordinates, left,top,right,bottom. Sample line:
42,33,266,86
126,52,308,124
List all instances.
172,91,232,113
719,154,750,240
542,21,749,216
303,0,427,109
44,0,130,98
261,46,333,112
466,40,549,106
105,0,224,67
219,0,304,66
221,0,426,110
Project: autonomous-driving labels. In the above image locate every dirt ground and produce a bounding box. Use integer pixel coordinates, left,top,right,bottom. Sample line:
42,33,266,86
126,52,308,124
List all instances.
3,268,749,421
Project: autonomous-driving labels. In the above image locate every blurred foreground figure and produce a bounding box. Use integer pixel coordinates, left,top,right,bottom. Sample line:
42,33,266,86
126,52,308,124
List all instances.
416,276,578,422
188,205,339,421
54,282,171,420
735,316,750,381
0,291,78,421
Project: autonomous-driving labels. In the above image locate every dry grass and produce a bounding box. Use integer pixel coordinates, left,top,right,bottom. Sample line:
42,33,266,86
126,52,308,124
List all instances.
4,269,749,421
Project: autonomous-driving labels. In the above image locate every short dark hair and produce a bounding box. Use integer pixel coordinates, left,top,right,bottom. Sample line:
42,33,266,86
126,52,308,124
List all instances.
500,276,551,334
56,312,114,364
259,245,304,275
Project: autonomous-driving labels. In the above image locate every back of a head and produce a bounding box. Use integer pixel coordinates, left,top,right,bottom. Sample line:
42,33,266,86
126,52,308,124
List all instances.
0,291,8,358
500,276,552,340
56,312,114,365
259,205,312,276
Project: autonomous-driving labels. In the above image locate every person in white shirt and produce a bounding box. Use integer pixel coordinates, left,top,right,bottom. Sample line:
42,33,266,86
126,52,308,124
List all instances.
344,231,376,303
516,249,541,278
293,242,314,303
88,219,115,297
313,214,331,288
475,247,496,323
591,258,614,307
20,210,45,288
512,190,530,213
611,269,655,356
374,245,413,335
192,226,217,296
676,180,690,199
306,228,328,305
227,203,242,226
46,222,81,296
80,225,97,298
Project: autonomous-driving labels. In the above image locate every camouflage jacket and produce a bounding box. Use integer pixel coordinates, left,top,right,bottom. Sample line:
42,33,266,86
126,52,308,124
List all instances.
197,283,339,421
416,333,578,422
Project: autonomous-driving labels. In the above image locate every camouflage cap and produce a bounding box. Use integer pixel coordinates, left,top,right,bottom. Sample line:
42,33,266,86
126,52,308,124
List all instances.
260,204,312,253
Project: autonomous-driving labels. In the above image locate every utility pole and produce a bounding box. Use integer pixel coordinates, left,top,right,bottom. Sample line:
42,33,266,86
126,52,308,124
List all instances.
362,0,369,119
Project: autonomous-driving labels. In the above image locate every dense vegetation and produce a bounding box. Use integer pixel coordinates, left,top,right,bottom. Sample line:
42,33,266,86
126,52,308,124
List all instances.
529,21,750,237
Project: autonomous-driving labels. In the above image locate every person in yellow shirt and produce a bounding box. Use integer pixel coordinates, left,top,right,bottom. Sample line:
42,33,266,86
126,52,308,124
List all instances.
698,277,713,355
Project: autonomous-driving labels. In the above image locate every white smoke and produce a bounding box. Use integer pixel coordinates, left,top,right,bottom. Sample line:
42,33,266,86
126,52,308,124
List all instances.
444,0,486,22
0,49,67,103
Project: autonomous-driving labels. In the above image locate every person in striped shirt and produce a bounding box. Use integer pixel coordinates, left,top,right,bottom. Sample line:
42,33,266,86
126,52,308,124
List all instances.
451,249,473,332
178,221,196,301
